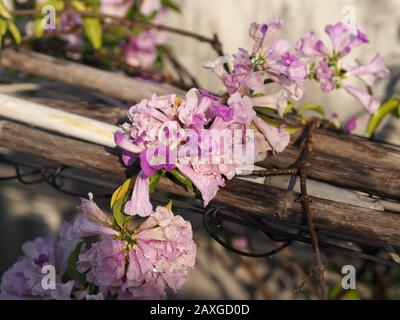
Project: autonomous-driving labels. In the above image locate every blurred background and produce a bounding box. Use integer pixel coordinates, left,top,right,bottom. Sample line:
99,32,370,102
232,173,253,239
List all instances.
165,0,400,143
0,0,400,299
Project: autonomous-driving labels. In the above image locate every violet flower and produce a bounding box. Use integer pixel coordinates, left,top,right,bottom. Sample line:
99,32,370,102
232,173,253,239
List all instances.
0,236,76,300
61,193,119,240
71,201,196,300
296,22,390,113
122,206,196,299
124,171,153,217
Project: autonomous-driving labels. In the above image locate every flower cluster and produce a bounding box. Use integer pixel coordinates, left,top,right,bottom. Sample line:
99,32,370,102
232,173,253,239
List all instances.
115,17,390,214
0,235,77,300
296,22,390,113
0,194,196,300
117,0,171,68
205,18,308,113
20,0,177,69
1,16,391,301
115,86,289,208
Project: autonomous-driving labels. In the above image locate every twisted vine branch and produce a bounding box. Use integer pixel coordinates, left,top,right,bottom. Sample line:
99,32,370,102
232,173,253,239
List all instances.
298,119,327,300
12,9,226,57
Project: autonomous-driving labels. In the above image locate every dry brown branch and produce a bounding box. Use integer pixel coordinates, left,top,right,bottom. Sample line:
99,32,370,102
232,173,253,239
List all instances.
12,9,225,57
297,119,327,299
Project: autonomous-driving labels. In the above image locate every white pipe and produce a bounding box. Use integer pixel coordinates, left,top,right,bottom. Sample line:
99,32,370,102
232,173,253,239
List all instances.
0,93,121,148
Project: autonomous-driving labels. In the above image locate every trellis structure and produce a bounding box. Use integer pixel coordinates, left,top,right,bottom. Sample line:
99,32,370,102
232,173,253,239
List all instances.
1,49,400,299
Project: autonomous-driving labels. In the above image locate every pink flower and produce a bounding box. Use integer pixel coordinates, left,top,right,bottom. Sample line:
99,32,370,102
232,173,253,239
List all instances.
253,116,290,153
295,31,329,58
224,49,265,95
227,93,256,124
296,22,389,113
176,163,225,206
203,55,230,79
100,0,133,18
115,87,285,208
249,18,284,54
0,236,76,300
124,171,153,217
315,61,335,91
140,0,162,16
212,105,234,121
344,116,357,133
59,12,82,49
325,22,368,57
251,90,288,117
122,31,157,68
346,54,390,87
69,202,197,300
248,19,307,99
254,132,271,162
178,88,212,127
61,193,119,240
139,143,176,176
122,206,196,299
78,237,126,291
344,85,380,113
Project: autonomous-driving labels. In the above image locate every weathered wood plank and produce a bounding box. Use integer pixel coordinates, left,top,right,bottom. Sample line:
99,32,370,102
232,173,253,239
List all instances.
2,48,399,199
1,120,400,247
22,97,400,200
260,130,400,200
0,49,185,103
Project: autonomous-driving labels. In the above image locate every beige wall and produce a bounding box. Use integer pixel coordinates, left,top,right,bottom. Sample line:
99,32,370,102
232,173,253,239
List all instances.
165,0,400,142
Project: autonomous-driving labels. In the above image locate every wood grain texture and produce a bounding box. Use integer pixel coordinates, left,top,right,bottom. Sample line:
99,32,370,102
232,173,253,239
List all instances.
0,49,185,103
25,97,400,201
260,129,400,200
1,120,400,247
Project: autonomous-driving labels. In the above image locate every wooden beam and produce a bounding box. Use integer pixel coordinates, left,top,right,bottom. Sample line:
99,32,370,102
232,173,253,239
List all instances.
0,49,185,103
24,97,400,201
1,120,400,247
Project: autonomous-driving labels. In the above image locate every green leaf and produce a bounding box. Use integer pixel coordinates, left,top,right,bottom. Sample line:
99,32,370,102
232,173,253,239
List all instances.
111,177,136,228
161,0,181,12
328,282,342,299
298,102,326,117
170,168,193,191
7,21,20,45
343,289,362,300
149,170,165,193
256,113,300,134
83,17,102,50
131,25,142,37
165,200,173,211
366,98,400,138
71,0,87,12
0,18,7,36
283,102,296,115
254,106,278,117
0,1,11,19
67,241,86,285
34,19,45,38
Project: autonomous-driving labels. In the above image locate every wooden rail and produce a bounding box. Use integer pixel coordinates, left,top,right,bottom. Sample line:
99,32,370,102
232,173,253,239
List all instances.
1,119,400,247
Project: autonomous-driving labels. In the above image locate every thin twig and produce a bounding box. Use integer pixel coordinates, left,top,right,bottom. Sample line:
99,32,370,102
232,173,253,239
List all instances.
298,118,327,300
252,168,298,177
12,9,225,57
